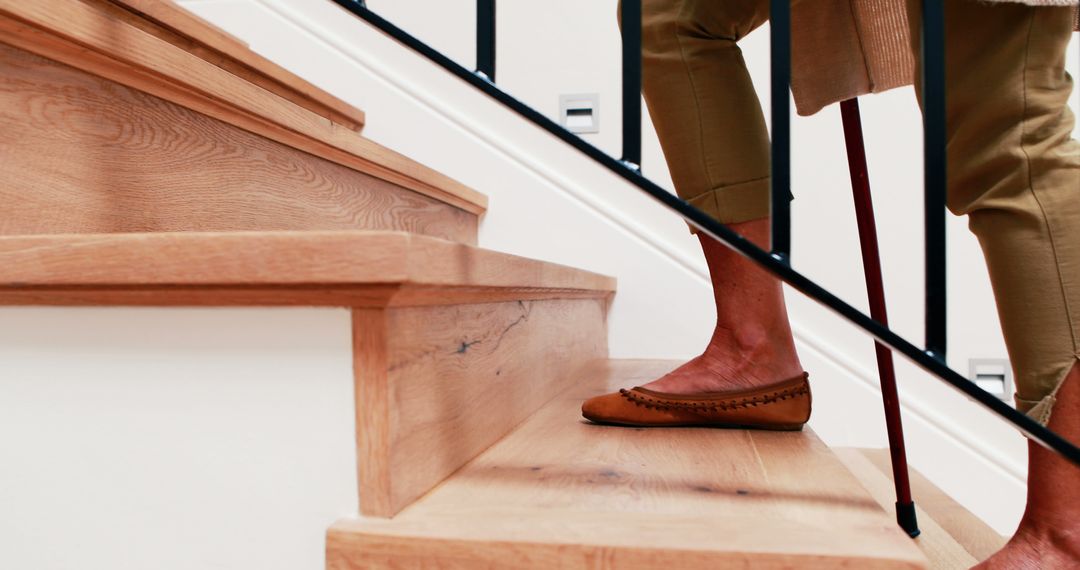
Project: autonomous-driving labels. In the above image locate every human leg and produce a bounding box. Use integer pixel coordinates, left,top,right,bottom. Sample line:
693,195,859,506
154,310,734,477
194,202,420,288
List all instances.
906,1,1080,566
636,0,801,395
977,363,1080,569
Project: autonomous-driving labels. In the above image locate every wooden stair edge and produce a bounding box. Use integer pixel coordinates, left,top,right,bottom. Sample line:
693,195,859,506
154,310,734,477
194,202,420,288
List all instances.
0,0,488,215
328,360,927,569
0,231,616,306
107,0,367,131
858,448,1009,562
834,448,981,569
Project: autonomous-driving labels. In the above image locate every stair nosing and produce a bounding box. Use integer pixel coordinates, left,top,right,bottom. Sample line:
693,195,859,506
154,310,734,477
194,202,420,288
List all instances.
0,231,615,305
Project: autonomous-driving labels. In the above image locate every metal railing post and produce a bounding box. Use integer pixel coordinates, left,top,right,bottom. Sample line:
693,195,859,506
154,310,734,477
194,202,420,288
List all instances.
921,0,947,360
620,0,642,170
769,0,792,262
476,0,495,81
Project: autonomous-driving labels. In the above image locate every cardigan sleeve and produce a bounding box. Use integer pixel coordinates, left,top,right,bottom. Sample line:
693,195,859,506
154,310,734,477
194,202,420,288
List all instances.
791,0,914,116
790,0,1076,117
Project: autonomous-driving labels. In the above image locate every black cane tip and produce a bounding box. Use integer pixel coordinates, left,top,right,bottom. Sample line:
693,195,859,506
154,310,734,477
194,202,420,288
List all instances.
896,501,921,538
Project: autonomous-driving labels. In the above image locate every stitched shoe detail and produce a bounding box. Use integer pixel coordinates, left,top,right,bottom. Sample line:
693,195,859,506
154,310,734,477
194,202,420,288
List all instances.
618,383,809,413
581,373,812,430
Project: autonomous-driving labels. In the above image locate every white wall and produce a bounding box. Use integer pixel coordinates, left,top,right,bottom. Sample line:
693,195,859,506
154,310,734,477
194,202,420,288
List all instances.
0,308,357,570
2,1,1077,568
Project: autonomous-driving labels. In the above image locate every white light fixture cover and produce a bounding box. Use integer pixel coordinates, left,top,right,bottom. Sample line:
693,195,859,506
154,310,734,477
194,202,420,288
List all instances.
559,93,599,134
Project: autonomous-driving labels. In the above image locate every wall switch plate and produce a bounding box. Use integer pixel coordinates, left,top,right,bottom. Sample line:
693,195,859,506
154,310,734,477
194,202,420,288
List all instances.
968,358,1014,402
559,93,599,133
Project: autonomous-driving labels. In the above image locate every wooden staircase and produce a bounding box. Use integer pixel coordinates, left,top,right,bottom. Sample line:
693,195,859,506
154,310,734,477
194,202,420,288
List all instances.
0,2,999,569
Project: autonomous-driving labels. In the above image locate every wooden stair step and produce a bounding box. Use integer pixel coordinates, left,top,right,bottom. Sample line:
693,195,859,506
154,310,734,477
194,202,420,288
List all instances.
834,448,987,569
327,360,928,569
0,0,485,244
856,448,1008,563
0,229,615,520
108,0,368,130
0,230,614,306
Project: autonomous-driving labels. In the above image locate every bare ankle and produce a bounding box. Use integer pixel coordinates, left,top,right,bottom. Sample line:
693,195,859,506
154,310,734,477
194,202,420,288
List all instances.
704,324,802,379
979,528,1080,570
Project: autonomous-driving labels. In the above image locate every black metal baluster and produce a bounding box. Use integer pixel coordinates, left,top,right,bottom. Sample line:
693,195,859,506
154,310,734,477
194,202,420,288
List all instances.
620,0,642,170
476,0,496,81
922,0,947,360
770,0,791,262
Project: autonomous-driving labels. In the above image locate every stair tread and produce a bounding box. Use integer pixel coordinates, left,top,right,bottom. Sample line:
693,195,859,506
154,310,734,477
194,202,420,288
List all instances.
108,0,367,130
834,448,979,569
0,0,487,216
0,231,614,306
858,448,1008,562
327,360,927,569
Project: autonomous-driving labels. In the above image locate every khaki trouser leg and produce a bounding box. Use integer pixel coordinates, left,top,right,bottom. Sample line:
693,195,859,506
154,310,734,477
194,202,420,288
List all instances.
636,0,771,226
638,0,1079,423
908,1,1080,423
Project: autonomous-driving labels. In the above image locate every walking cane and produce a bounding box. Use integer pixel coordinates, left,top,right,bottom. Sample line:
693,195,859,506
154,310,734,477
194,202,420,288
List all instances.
839,98,921,538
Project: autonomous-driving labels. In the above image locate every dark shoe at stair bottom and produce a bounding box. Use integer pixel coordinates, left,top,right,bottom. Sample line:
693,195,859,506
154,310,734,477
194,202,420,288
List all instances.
581,373,811,431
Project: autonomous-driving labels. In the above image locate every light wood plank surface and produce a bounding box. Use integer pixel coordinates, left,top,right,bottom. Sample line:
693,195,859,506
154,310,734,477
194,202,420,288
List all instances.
0,0,487,214
859,448,1008,562
354,299,608,517
834,448,977,570
328,360,927,569
0,231,616,306
0,43,475,243
354,308,395,516
108,0,366,130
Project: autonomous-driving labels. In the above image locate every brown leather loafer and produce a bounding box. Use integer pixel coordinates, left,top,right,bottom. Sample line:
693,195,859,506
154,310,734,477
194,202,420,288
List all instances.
581,373,811,430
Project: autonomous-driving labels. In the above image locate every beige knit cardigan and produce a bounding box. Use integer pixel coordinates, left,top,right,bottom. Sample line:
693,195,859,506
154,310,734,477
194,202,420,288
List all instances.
791,0,1079,116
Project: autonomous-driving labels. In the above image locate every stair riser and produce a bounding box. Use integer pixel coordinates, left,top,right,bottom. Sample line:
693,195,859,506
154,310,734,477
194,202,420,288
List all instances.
0,43,477,244
353,298,608,517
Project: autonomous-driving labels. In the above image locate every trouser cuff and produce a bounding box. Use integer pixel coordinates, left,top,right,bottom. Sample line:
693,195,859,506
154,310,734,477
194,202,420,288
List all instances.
684,177,771,232
1018,394,1057,427
1016,357,1078,426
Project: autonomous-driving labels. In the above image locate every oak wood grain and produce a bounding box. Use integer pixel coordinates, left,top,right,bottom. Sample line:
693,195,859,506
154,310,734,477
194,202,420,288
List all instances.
327,360,927,569
354,299,608,517
354,308,394,516
0,286,613,308
859,448,1007,562
835,448,977,569
0,231,616,307
0,231,615,288
0,43,476,243
107,0,367,130
0,0,487,214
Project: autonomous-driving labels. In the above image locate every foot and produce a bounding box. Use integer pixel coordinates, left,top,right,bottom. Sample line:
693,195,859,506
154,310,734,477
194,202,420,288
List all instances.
973,526,1080,569
638,221,804,396
641,325,805,395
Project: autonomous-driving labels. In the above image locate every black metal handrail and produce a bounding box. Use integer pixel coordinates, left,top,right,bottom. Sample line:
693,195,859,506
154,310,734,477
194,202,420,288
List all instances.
327,0,1080,478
